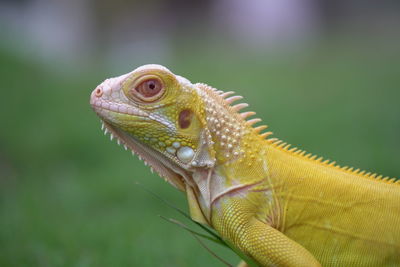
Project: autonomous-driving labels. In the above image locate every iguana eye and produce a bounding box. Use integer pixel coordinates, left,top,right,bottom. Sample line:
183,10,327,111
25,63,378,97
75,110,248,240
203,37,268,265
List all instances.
131,78,164,102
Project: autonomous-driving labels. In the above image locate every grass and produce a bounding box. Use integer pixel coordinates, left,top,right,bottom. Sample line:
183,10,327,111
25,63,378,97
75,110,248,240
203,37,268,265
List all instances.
0,38,399,266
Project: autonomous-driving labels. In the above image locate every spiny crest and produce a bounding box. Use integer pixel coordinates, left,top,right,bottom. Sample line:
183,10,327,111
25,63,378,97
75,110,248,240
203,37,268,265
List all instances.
197,83,399,185
268,138,399,185
196,83,273,140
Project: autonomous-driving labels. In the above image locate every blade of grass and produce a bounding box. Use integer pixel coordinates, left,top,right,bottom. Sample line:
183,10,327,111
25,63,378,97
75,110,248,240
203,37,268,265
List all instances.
159,216,225,246
160,216,259,267
136,182,227,247
137,183,260,267
160,216,233,267
223,240,260,267
191,231,234,267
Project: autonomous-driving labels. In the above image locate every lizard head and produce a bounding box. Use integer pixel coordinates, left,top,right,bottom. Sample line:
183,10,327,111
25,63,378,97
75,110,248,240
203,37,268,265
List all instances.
91,64,271,224
90,64,217,191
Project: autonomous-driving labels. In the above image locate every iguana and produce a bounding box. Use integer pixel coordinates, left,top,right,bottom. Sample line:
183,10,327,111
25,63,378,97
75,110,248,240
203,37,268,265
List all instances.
90,64,400,267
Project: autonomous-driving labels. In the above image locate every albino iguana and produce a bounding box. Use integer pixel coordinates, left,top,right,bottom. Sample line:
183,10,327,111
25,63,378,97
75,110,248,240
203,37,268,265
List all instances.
90,64,400,267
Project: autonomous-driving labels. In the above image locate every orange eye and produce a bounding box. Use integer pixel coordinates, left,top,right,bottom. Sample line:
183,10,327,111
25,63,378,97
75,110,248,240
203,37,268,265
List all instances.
131,78,164,102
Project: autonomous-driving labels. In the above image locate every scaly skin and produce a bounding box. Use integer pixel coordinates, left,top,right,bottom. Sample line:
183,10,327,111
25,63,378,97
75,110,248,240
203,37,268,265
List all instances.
90,64,400,267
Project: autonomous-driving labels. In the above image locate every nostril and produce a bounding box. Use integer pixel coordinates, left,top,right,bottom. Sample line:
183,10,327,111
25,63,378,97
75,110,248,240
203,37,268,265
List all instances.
95,88,103,97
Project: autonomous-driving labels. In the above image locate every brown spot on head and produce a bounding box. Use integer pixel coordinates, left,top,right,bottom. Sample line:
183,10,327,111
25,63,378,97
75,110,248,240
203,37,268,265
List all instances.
178,109,193,129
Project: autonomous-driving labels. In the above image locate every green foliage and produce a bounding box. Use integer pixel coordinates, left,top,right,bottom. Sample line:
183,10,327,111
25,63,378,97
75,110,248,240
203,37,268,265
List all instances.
0,39,399,266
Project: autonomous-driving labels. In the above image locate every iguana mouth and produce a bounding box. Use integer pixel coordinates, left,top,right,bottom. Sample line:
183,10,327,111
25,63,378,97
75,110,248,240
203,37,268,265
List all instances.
90,95,148,118
99,121,187,191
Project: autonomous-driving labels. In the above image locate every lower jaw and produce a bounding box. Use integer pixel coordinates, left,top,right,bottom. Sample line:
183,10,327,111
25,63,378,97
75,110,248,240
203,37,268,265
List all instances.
101,121,187,191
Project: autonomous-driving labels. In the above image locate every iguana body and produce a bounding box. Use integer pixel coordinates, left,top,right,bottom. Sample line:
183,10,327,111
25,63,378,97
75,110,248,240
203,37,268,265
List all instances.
90,64,400,266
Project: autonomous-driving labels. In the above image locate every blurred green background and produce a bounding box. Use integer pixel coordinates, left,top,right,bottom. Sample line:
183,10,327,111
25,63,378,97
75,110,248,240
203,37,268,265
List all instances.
1,0,399,266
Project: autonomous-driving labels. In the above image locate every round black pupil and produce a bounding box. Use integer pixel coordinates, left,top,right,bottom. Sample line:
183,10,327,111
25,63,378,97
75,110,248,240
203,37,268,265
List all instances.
148,82,156,90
